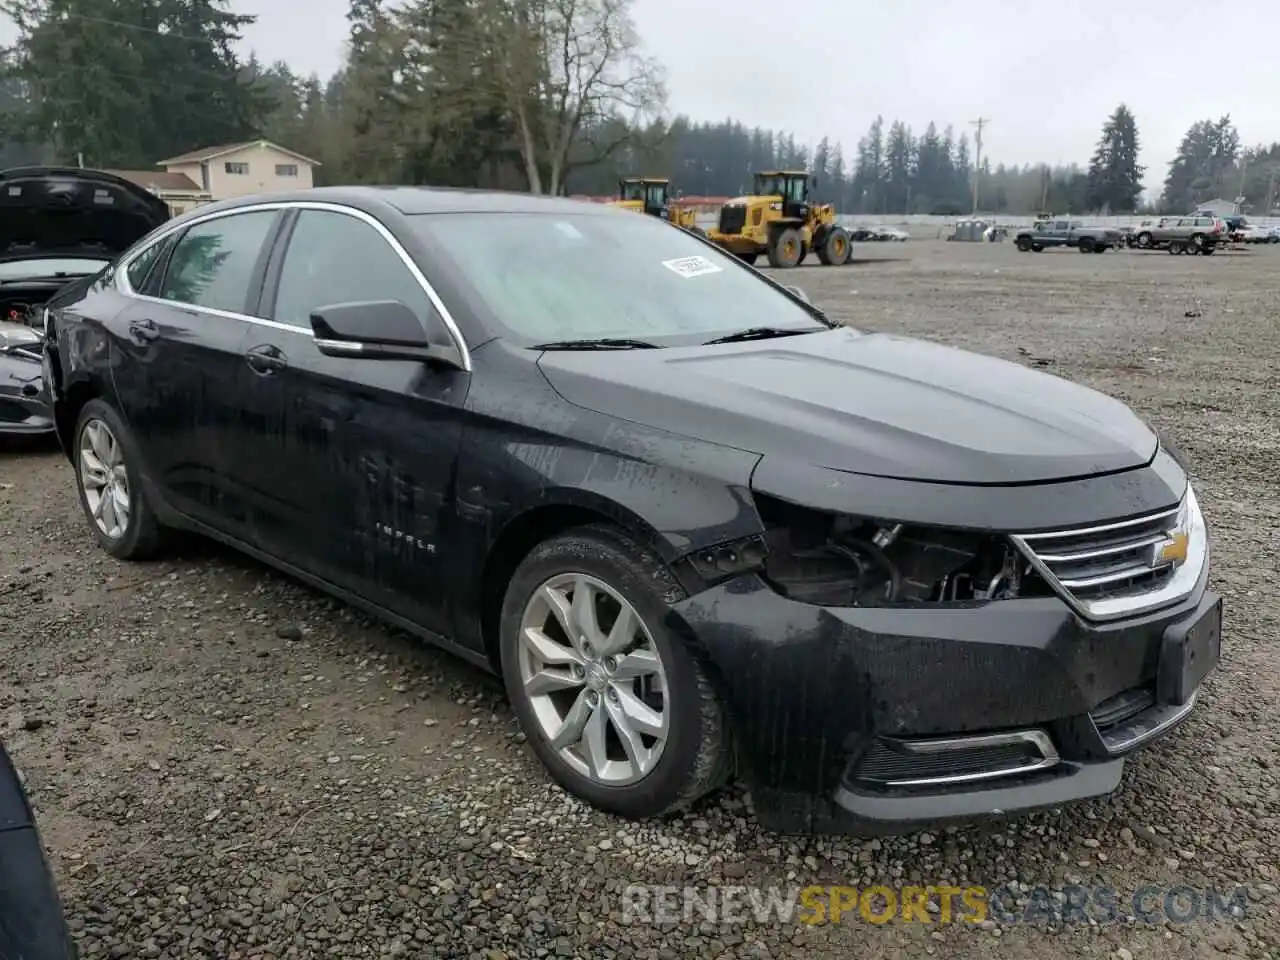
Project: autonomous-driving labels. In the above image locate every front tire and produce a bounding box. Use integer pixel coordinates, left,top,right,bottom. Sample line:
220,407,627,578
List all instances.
499,525,731,819
817,226,851,265
72,399,166,560
767,227,804,268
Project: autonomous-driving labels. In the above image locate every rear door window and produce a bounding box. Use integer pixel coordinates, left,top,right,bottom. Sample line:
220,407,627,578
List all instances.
157,211,278,314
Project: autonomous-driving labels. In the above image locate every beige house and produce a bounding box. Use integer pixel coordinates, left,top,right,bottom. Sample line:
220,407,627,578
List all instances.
155,140,319,203
104,169,213,216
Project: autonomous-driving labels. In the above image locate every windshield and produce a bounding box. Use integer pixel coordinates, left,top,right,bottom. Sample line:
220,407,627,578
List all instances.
0,257,108,281
410,211,825,346
645,183,667,209
619,181,645,202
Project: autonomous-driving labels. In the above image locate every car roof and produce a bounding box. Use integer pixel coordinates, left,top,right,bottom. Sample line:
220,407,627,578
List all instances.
177,186,622,221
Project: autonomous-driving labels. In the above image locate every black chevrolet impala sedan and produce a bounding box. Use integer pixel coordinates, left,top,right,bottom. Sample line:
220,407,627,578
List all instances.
42,187,1221,835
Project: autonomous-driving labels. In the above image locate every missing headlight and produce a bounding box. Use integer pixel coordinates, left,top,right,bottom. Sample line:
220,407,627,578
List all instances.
753,493,1028,607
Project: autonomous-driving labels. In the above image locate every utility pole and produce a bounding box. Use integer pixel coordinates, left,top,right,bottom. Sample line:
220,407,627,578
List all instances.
970,117,989,214
1264,167,1278,216
1234,153,1249,213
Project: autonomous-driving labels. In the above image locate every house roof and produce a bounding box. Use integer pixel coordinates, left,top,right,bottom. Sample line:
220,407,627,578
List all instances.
103,169,209,195
157,139,321,167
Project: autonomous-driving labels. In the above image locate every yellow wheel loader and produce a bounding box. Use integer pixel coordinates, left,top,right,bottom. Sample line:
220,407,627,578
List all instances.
704,171,850,268
610,177,704,235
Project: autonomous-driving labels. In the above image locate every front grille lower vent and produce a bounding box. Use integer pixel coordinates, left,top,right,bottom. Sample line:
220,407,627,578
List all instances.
718,205,746,235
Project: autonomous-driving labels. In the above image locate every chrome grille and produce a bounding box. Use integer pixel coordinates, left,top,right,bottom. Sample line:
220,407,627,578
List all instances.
1011,493,1202,620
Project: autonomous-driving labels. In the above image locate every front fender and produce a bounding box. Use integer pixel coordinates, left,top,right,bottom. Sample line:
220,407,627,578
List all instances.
445,342,766,656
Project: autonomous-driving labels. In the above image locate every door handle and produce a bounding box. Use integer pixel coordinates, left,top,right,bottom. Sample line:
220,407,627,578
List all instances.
127,317,159,343
245,343,287,375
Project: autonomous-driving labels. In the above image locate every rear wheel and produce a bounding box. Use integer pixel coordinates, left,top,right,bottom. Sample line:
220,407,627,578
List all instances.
767,227,804,268
73,399,166,560
817,226,851,265
1079,237,1096,253
499,525,731,819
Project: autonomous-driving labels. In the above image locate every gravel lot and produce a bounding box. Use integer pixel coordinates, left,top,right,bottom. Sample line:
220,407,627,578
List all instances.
2,239,1277,959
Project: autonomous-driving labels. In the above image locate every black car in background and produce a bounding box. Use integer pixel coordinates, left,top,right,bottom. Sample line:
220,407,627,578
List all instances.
43,187,1221,834
0,742,76,958
0,167,169,437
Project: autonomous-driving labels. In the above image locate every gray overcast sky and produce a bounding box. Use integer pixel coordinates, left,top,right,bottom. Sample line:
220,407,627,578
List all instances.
9,0,1277,177
235,0,1277,177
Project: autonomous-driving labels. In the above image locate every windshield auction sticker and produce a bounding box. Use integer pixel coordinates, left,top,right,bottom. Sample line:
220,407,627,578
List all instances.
662,256,723,278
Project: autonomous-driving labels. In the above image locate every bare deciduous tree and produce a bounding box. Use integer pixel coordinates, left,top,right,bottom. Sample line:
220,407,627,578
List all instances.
484,0,665,194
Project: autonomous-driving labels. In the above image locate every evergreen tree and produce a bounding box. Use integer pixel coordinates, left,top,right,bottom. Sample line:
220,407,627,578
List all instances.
883,121,914,214
852,116,885,213
0,0,264,166
1086,104,1144,212
1162,116,1239,211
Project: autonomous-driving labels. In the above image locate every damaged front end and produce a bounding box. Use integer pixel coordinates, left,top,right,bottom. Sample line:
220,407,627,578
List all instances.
754,493,1036,607
667,463,1215,836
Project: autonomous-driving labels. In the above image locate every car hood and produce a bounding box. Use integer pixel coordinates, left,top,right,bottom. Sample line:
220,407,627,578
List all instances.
536,327,1158,485
0,166,170,264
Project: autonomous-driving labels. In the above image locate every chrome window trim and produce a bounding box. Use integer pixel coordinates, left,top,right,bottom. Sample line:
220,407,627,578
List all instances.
1011,485,1207,622
112,200,473,372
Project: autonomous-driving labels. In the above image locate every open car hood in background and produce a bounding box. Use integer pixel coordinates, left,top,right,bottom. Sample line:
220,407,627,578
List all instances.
0,166,170,263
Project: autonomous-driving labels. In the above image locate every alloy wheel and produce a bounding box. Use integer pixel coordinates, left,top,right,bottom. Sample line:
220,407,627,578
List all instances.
79,418,130,539
517,573,669,786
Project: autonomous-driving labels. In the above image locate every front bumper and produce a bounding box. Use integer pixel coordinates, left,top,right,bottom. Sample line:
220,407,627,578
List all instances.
669,571,1219,835
704,230,760,256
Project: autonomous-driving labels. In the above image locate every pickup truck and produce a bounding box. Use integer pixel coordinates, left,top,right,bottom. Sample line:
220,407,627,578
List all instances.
1014,218,1122,253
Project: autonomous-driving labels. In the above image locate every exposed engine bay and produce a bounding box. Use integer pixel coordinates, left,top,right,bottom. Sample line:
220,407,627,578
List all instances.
754,494,1046,607
0,297,46,360
1,297,44,328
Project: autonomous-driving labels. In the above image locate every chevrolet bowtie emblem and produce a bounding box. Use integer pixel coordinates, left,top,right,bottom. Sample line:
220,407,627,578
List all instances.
1152,531,1189,567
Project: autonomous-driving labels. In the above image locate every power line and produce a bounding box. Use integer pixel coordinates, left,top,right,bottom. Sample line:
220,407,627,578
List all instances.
970,116,989,214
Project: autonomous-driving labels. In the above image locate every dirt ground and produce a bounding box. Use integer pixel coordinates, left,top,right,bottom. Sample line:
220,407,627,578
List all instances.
1,238,1277,959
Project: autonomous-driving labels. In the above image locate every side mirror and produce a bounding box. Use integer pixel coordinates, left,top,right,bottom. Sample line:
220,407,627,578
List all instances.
310,300,463,368
783,285,811,304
